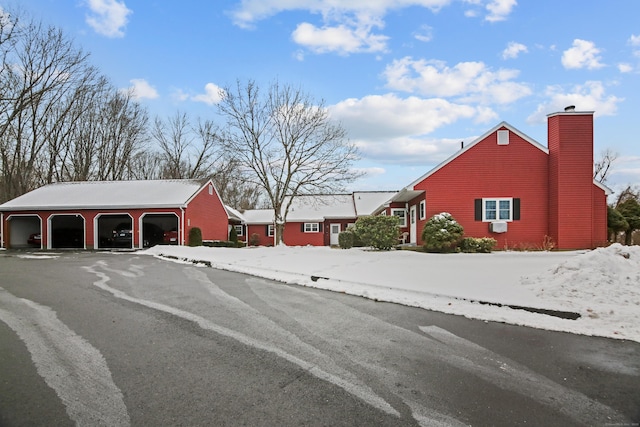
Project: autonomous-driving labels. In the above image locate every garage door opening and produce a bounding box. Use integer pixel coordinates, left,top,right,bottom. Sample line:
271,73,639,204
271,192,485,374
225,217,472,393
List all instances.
50,214,85,249
141,214,179,248
96,214,133,249
7,215,42,249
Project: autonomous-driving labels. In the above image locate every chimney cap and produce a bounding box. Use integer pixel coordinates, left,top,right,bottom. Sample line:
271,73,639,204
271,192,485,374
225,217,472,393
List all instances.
564,105,576,112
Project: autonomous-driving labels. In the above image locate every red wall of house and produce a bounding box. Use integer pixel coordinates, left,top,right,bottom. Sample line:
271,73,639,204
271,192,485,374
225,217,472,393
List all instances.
548,112,595,249
283,222,325,246
246,224,274,246
184,182,229,243
592,185,608,247
414,127,550,249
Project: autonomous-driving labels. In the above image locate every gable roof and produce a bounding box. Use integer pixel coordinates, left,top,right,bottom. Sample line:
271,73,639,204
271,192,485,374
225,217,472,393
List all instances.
0,179,208,211
406,121,548,190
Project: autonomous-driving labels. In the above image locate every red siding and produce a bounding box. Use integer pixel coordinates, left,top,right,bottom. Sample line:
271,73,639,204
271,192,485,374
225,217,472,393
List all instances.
592,185,608,247
283,222,325,246
548,113,595,249
184,183,229,244
246,224,274,246
414,127,549,249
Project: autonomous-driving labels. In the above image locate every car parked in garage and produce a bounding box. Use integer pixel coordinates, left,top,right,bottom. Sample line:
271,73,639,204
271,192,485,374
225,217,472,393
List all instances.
27,233,41,246
112,223,133,247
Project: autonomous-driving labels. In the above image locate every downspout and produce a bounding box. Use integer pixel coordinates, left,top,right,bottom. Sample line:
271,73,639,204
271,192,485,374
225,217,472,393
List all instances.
1,213,4,248
180,207,186,246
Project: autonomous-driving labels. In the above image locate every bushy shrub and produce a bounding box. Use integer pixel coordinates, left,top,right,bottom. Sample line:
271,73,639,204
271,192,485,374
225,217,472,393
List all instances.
460,237,496,253
422,212,464,253
355,215,400,251
249,233,260,246
229,226,238,244
188,227,202,247
338,231,354,249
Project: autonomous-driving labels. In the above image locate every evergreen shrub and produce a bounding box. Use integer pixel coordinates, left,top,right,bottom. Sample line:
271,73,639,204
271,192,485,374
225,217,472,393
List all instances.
422,212,464,253
355,215,400,251
338,231,354,249
460,237,496,253
188,227,203,247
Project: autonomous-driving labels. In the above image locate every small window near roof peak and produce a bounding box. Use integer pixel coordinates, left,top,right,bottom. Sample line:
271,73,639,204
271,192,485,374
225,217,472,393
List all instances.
208,184,213,195
497,130,509,145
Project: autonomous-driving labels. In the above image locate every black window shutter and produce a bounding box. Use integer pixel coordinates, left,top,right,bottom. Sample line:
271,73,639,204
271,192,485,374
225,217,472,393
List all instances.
474,199,482,221
265,225,269,235
513,198,521,220
301,223,304,232
319,223,323,232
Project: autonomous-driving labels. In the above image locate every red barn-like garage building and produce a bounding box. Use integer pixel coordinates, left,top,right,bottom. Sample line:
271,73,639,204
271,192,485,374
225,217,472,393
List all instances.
0,179,230,250
381,107,610,250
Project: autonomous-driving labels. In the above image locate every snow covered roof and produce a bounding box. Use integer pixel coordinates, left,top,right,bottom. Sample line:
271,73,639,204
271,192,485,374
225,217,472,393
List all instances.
286,194,356,222
353,191,398,216
240,209,274,224
0,180,208,211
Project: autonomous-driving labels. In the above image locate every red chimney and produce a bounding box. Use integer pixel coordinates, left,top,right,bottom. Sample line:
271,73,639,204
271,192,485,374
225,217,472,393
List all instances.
547,107,595,249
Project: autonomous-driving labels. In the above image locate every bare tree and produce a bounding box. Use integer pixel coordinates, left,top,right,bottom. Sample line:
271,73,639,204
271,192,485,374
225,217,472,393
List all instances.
151,111,224,180
0,15,93,201
593,148,618,184
217,80,361,244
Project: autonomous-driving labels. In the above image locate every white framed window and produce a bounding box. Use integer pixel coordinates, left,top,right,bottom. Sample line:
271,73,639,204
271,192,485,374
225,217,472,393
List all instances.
267,224,274,237
234,225,243,236
483,198,512,221
304,222,319,233
419,200,426,220
208,184,214,195
391,208,407,227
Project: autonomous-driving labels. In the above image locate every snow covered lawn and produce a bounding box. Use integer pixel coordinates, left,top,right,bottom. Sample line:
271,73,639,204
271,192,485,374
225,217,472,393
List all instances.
140,243,640,343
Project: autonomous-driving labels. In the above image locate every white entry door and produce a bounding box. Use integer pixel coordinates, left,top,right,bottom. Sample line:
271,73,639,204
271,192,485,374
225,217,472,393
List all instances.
410,205,417,244
330,223,341,245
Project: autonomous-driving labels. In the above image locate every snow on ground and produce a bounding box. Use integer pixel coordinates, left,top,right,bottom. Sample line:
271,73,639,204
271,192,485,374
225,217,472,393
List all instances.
140,243,640,343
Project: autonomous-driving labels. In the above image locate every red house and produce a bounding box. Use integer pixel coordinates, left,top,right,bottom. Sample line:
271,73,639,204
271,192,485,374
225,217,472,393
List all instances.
237,192,396,246
379,107,609,250
0,179,230,250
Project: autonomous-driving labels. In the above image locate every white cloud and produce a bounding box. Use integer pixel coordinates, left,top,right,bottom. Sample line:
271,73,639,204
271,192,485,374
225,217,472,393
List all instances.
485,0,517,22
382,57,531,104
327,93,494,164
502,41,527,59
292,21,389,55
618,63,633,73
84,0,132,38
229,1,451,28
527,81,623,124
192,83,224,105
128,79,158,100
229,1,452,55
629,34,640,57
413,25,433,43
561,39,605,70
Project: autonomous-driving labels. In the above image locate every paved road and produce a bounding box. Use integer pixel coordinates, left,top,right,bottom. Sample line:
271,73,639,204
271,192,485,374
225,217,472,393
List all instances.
1,251,639,426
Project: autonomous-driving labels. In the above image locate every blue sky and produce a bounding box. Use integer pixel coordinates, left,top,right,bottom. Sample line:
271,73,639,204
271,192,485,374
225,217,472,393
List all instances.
15,0,640,194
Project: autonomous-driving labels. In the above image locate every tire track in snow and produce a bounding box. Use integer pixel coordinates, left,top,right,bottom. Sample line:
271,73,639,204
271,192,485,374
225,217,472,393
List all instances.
0,287,130,427
84,261,400,418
